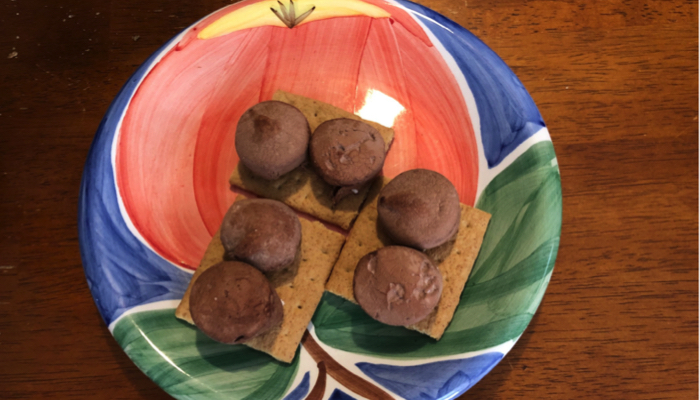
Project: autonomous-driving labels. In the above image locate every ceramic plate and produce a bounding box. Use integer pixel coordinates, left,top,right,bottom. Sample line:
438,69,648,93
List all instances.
79,0,561,398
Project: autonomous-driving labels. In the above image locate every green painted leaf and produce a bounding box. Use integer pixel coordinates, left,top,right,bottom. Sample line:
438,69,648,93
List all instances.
312,141,561,358
112,309,299,400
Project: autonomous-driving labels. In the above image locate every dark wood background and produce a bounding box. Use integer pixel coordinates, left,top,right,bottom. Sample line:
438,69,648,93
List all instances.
1,0,697,398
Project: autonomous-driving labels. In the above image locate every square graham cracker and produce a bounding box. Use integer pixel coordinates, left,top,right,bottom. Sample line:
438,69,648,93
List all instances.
229,90,395,230
230,163,372,231
175,199,346,363
325,179,491,340
272,90,396,138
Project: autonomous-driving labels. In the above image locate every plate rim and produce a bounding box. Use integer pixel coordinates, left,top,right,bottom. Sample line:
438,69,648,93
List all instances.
78,1,562,398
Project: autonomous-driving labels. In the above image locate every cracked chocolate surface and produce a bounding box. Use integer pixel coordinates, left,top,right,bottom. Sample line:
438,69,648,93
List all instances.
353,246,443,326
190,261,284,344
309,118,385,187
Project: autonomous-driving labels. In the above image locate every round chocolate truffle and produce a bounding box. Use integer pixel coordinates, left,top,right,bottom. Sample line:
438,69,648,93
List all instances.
235,101,310,180
353,246,443,326
190,261,283,344
220,199,301,273
377,169,461,249
309,118,385,187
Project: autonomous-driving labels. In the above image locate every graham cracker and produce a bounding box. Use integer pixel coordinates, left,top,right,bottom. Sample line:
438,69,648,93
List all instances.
176,197,346,363
325,180,491,340
229,163,372,230
272,90,396,142
325,177,390,300
229,90,395,230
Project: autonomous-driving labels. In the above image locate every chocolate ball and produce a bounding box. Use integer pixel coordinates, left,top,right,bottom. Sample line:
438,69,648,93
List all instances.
220,198,301,273
377,169,461,249
235,101,310,180
309,118,385,187
190,261,283,344
353,246,443,326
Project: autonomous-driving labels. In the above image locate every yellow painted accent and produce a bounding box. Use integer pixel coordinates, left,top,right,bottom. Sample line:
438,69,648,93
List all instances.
198,0,390,39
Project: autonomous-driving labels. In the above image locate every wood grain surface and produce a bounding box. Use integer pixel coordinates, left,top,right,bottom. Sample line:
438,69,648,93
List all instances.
0,0,697,399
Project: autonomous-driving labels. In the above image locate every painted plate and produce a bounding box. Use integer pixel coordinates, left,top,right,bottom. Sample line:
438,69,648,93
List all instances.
79,0,561,399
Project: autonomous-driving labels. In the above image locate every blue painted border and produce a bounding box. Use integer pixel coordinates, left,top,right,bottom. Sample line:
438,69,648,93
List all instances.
357,352,503,400
78,34,192,327
282,372,311,400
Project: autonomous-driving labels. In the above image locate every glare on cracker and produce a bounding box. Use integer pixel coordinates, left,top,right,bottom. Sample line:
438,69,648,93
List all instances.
356,89,405,128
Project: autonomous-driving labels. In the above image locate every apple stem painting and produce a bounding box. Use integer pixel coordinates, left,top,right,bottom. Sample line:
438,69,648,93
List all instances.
272,0,316,29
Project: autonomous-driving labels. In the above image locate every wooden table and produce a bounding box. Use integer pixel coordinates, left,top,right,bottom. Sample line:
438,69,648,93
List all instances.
1,0,697,398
